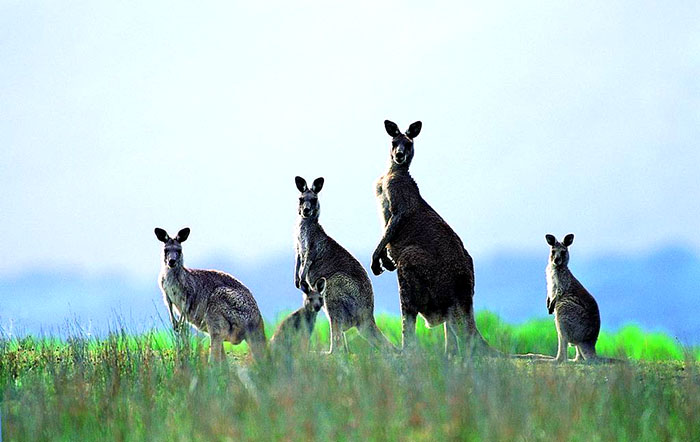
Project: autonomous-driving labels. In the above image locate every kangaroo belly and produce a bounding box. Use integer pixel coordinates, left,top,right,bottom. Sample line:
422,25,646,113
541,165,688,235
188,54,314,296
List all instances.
555,298,600,344
165,286,209,333
419,311,447,328
322,274,369,327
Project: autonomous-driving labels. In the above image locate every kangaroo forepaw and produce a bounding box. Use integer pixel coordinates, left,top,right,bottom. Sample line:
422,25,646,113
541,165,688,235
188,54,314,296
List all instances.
370,256,384,275
380,254,396,272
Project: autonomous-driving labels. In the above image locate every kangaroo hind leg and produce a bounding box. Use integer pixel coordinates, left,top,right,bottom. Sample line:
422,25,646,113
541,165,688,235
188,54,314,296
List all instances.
359,318,397,353
578,342,597,361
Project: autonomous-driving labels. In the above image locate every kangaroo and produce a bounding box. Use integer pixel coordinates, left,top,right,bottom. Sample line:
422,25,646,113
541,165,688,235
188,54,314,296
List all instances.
545,233,603,362
155,227,267,362
372,120,494,356
294,176,396,354
270,276,326,351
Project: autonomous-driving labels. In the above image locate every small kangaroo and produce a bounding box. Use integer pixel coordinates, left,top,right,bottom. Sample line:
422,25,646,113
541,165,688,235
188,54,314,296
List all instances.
155,227,267,362
372,120,493,355
545,233,602,362
270,276,326,351
294,176,396,354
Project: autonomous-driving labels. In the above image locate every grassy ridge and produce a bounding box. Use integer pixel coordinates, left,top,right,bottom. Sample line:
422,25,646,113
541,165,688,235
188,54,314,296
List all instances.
276,311,696,361
2,312,699,440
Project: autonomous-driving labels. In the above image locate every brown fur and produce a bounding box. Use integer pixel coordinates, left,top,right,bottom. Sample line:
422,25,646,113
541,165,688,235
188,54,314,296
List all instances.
271,277,325,352
294,177,396,354
546,234,607,363
372,120,493,356
155,227,267,362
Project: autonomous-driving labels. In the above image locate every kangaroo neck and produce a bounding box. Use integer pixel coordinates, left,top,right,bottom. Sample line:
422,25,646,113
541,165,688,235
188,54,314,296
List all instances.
299,216,323,235
388,161,411,176
548,263,573,292
302,308,318,332
163,263,184,278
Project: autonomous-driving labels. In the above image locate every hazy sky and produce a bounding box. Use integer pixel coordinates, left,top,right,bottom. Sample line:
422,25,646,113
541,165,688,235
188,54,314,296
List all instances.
1,1,699,281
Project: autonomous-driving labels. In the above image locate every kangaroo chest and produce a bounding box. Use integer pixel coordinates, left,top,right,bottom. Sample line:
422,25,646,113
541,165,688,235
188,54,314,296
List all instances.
547,267,572,301
297,223,322,258
375,174,392,226
162,272,188,312
159,269,210,332
297,227,310,257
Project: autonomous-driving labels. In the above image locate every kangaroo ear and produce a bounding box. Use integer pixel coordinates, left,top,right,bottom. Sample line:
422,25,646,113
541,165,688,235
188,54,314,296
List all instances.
563,233,574,247
315,277,327,294
384,120,401,138
175,227,190,243
155,228,170,242
295,176,308,193
545,234,557,246
312,177,324,193
406,121,422,139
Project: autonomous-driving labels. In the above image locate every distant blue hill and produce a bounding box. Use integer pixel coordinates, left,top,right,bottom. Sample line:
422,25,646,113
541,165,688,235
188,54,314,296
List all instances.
1,246,698,343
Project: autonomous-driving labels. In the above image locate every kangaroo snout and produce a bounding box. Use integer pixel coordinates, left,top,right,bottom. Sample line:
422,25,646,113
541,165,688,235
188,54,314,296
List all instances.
394,148,406,163
168,258,177,267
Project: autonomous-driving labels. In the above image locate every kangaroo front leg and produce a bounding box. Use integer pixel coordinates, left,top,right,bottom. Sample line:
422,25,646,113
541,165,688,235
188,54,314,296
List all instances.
371,213,404,275
175,312,188,335
547,295,557,315
294,252,302,288
167,299,178,331
299,259,313,293
379,248,396,272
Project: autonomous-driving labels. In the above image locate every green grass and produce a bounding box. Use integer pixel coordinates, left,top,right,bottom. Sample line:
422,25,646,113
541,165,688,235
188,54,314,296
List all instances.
2,312,699,441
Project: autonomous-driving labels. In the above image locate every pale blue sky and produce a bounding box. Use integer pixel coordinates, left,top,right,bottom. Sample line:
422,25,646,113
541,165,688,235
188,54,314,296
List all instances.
1,1,699,282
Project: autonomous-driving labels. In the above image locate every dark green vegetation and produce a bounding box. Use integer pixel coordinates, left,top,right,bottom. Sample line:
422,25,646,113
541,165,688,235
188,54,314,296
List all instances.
2,312,699,441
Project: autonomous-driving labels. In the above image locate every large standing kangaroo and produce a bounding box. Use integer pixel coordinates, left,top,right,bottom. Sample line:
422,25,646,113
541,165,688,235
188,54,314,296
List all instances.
372,120,492,355
294,176,396,354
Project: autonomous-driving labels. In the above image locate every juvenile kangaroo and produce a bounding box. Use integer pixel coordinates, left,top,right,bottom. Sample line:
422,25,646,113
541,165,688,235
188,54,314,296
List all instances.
545,233,603,362
270,276,326,351
294,176,396,354
155,227,267,362
372,120,493,356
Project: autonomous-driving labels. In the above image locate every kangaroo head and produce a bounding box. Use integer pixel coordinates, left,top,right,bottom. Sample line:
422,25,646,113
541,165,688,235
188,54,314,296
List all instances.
545,233,574,268
384,120,422,168
295,176,324,219
154,227,190,269
303,277,326,312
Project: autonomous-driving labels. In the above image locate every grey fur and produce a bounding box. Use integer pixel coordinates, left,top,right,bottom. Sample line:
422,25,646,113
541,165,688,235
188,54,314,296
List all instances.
155,227,267,362
545,233,602,362
372,120,493,356
270,276,325,351
294,176,396,354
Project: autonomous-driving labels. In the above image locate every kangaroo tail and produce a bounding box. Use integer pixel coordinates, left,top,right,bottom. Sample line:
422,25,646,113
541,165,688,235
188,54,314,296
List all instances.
463,309,505,357
509,353,555,360
359,318,399,353
591,356,626,364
